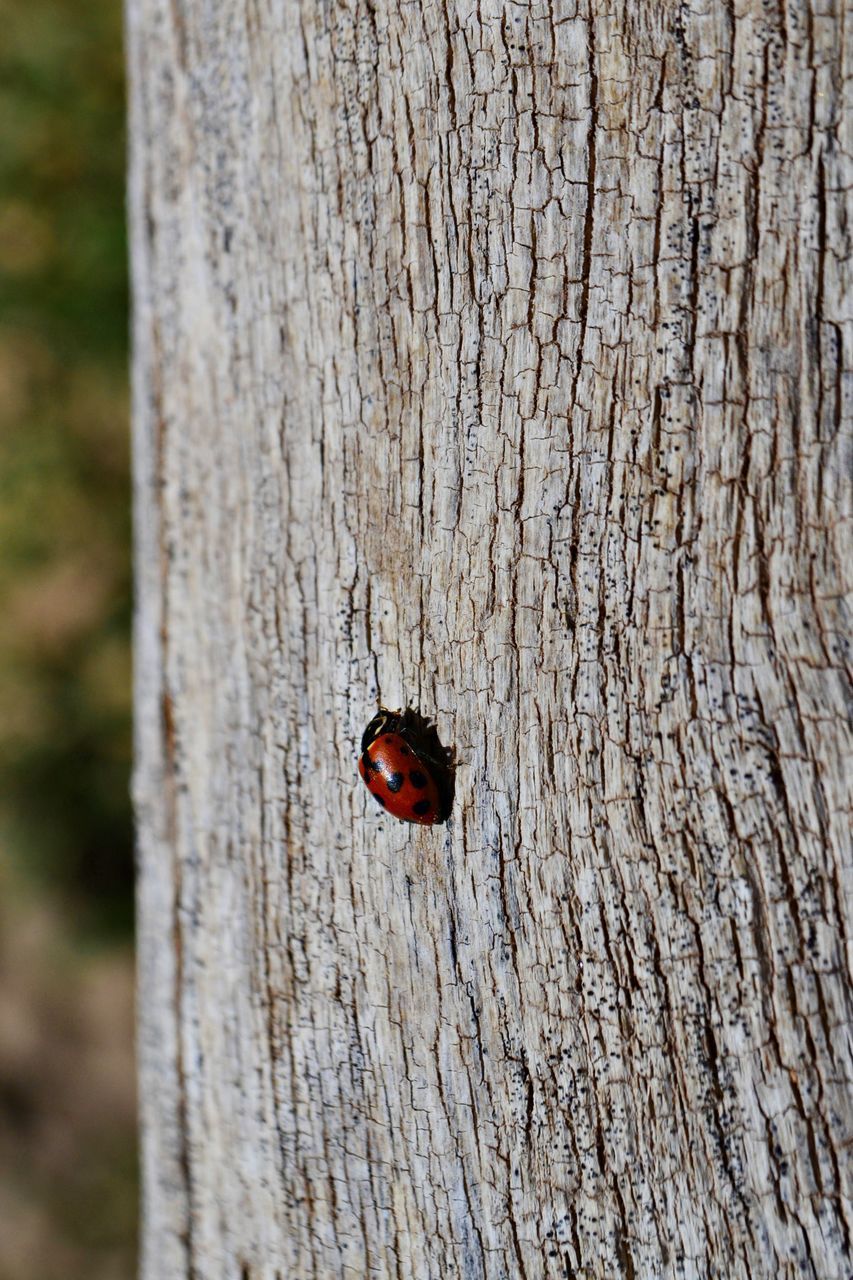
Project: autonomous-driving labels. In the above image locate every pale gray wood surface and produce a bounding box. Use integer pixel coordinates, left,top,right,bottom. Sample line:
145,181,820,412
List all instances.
129,1,852,1276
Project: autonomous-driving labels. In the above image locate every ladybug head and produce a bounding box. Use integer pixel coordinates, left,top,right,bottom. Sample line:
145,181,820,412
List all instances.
360,709,398,754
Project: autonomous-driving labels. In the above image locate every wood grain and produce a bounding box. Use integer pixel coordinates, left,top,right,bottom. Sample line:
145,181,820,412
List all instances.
129,0,852,1275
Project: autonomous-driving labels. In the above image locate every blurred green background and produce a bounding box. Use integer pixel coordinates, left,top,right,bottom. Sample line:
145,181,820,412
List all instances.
0,0,136,1275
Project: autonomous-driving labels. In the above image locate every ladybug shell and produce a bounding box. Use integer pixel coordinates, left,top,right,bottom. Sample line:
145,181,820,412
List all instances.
358,731,444,825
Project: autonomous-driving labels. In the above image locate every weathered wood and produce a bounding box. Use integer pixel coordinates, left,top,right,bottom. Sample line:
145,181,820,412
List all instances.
129,1,852,1276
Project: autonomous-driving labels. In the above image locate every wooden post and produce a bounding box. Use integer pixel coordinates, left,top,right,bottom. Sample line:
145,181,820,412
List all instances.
129,1,852,1275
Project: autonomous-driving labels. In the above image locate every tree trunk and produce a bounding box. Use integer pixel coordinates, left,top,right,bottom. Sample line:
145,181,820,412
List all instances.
128,1,852,1276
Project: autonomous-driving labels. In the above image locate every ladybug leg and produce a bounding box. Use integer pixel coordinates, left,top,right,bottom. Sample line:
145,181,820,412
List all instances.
397,706,420,733
411,745,453,771
404,720,454,770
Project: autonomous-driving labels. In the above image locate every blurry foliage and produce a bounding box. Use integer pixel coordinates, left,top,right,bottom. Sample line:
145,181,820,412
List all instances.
0,0,136,1274
0,0,132,939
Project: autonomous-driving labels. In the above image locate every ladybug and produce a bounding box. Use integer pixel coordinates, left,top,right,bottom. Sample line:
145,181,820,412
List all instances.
358,707,453,825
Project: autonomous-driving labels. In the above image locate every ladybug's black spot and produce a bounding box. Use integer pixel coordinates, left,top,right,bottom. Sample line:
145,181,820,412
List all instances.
386,771,404,793
409,769,428,790
372,792,387,808
398,745,410,755
413,799,432,816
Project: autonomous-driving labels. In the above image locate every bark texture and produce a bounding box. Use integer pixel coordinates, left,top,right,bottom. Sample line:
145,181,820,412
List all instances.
129,1,852,1276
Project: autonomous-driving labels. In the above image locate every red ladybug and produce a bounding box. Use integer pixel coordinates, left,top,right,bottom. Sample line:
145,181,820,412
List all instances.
358,707,452,825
